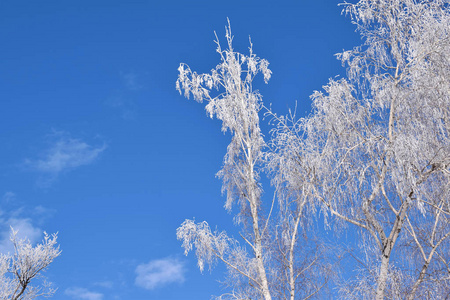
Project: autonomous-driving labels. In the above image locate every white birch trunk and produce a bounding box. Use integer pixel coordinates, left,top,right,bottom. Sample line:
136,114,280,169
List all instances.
376,249,391,300
247,143,272,300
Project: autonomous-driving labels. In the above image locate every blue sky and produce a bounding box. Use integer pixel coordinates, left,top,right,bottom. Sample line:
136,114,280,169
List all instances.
0,1,360,299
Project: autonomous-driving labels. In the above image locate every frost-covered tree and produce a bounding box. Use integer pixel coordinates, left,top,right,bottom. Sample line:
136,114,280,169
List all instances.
0,228,61,300
176,21,272,299
269,0,450,299
176,21,333,300
176,1,449,298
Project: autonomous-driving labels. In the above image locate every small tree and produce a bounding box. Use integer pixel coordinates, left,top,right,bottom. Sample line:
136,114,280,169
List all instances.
0,228,61,300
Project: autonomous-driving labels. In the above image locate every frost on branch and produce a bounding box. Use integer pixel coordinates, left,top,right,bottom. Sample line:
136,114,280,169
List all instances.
176,21,271,212
176,21,276,300
269,0,450,298
177,220,259,297
0,227,61,300
176,21,336,300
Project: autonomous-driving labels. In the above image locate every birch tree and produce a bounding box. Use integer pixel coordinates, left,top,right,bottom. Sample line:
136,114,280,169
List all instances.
269,0,450,299
176,22,333,300
0,228,61,300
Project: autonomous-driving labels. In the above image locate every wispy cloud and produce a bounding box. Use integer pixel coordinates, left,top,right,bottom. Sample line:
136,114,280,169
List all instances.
25,131,106,186
29,132,105,173
65,287,104,300
2,192,16,203
105,94,137,121
105,71,147,120
120,71,143,91
135,257,186,290
94,281,114,289
32,205,56,221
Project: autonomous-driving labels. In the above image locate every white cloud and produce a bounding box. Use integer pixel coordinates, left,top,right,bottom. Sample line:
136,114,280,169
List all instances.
0,205,55,253
25,131,106,186
135,257,186,290
65,287,104,300
30,135,105,173
0,217,43,253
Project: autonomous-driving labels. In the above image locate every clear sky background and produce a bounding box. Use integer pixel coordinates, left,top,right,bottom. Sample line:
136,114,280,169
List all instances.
0,1,360,299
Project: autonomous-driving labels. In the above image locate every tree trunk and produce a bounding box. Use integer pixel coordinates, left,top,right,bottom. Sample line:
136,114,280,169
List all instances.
250,198,272,300
376,252,390,300
247,150,272,300
376,199,410,300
